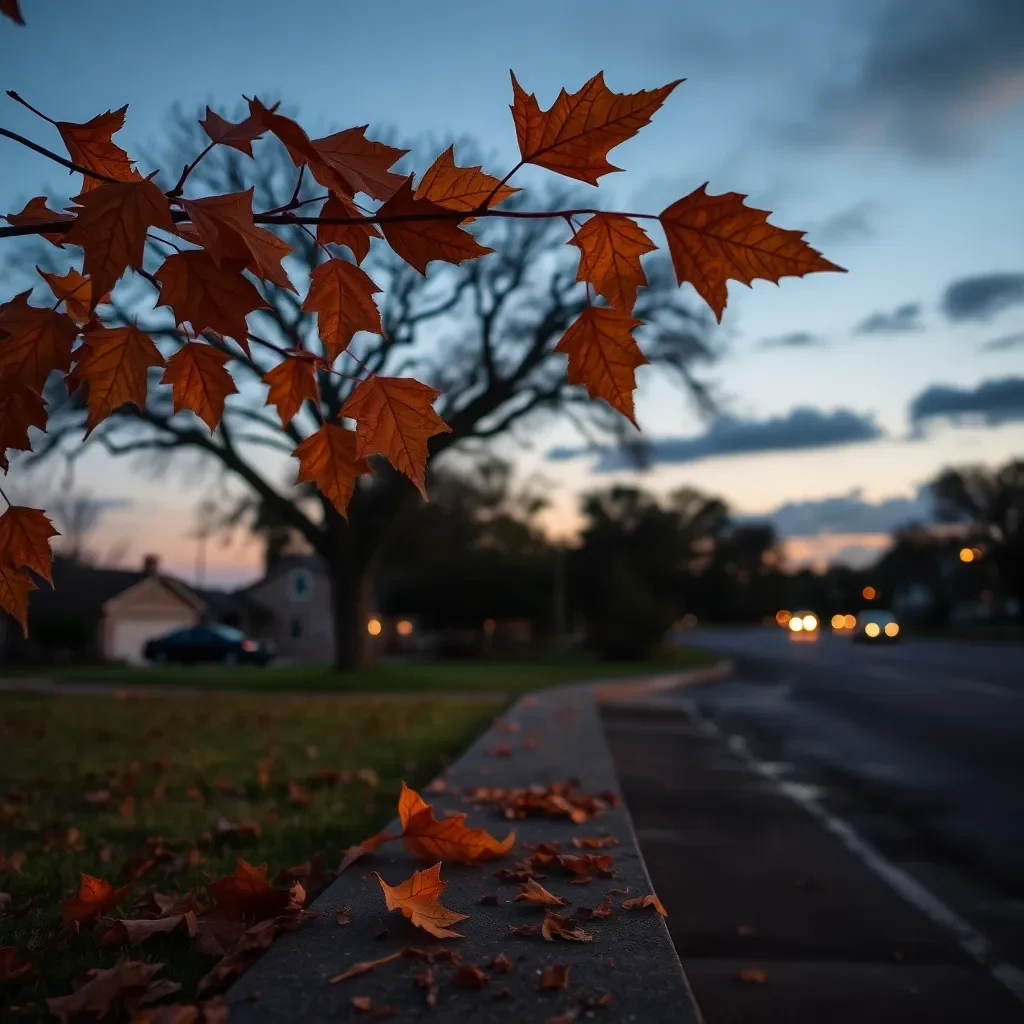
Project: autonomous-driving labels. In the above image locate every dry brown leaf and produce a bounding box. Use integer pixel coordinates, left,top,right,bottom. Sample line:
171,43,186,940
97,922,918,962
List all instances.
62,873,131,926
621,894,668,916
538,963,571,990
514,878,567,907
328,950,403,985
451,963,489,989
541,912,593,943
374,862,468,939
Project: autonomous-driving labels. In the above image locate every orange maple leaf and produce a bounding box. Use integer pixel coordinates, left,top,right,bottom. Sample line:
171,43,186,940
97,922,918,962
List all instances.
510,71,682,186
377,178,493,275
75,323,165,435
659,184,847,321
62,180,176,303
161,342,237,432
340,376,452,498
397,781,515,863
3,197,73,248
374,862,469,939
56,106,143,194
555,306,648,426
180,188,295,291
300,257,382,363
199,106,268,157
316,193,380,264
154,250,270,353
569,214,656,313
514,878,568,906
414,145,520,214
0,562,35,638
1,0,25,25
293,424,372,518
62,873,131,925
38,267,110,325
622,893,668,916
206,858,305,923
0,290,78,391
263,354,319,426
0,506,59,586
0,381,47,473
311,126,409,202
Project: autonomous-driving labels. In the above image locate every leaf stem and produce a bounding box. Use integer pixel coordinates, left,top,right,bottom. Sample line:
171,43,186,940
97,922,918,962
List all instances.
6,90,57,125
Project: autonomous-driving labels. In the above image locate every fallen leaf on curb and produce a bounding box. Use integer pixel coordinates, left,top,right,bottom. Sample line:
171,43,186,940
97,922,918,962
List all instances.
335,907,352,926
737,967,768,984
569,875,592,885
490,952,514,973
375,863,469,939
515,879,567,906
277,851,326,888
452,963,489,989
578,990,615,1009
328,951,404,985
571,835,619,849
337,830,397,874
100,911,198,946
577,896,614,920
0,946,33,982
508,922,539,936
559,853,613,875
542,912,593,942
351,996,372,1012
46,960,165,1021
621,894,667,916
413,965,439,1007
546,1010,580,1024
489,745,511,758
605,887,629,896
62,873,131,925
398,782,515,863
539,963,571,990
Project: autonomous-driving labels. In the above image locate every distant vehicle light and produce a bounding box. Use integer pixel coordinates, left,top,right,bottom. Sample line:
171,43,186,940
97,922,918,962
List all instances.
788,618,803,632
865,622,880,637
241,639,258,652
844,614,856,629
831,614,844,629
802,614,818,631
397,619,414,636
884,622,899,637
776,609,792,626
367,618,382,636
959,547,975,563
862,586,876,600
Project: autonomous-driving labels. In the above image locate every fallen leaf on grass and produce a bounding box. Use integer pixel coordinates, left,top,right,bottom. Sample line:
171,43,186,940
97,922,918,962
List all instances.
132,995,229,1023
737,967,768,984
621,894,667,916
515,879,568,907
328,950,404,985
63,873,131,925
100,911,198,946
452,963,489,989
277,851,326,888
46,960,166,1022
337,830,397,874
84,788,112,805
539,963,571,990
375,862,469,938
288,780,312,806
542,912,593,943
398,782,515,863
206,859,305,923
0,850,26,873
213,816,260,842
0,946,33,982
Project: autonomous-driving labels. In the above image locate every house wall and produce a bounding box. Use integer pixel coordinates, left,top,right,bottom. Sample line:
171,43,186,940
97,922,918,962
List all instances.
102,577,201,665
246,565,334,662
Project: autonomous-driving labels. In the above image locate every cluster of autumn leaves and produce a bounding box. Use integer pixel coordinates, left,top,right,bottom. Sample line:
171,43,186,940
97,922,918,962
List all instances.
0,63,842,635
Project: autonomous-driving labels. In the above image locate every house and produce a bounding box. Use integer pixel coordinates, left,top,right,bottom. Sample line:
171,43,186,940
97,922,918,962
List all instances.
0,554,271,667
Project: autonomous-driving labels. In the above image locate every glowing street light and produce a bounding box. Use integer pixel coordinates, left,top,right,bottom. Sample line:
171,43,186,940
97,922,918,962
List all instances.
862,586,876,600
959,547,975,563
367,618,382,636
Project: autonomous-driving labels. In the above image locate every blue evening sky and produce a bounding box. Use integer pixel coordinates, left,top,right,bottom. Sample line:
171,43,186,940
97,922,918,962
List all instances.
2,0,1023,583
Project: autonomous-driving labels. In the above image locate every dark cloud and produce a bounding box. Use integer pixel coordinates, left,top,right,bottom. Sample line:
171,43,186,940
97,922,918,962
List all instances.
940,272,1024,322
747,485,933,538
805,200,877,246
777,0,1024,158
547,407,883,472
909,376,1024,428
854,302,923,335
981,331,1024,353
758,331,824,349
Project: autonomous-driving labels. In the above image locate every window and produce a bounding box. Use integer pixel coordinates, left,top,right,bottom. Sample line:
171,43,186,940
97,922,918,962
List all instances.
210,625,246,642
288,568,313,602
289,615,303,639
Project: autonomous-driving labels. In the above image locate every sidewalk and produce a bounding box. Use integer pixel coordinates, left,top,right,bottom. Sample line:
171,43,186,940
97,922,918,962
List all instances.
603,700,1024,1023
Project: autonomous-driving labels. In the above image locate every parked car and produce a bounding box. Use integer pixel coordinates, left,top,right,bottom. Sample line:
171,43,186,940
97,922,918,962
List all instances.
787,610,820,643
853,609,901,644
143,625,275,666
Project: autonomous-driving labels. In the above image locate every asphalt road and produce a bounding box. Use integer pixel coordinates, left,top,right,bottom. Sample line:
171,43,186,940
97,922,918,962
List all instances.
675,628,1024,955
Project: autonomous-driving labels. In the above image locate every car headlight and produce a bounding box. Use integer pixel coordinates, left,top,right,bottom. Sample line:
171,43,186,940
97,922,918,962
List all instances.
789,618,803,632
884,622,899,637
865,622,880,637
802,614,817,630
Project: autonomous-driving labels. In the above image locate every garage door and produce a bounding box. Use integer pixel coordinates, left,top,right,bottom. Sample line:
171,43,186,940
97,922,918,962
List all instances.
109,617,193,666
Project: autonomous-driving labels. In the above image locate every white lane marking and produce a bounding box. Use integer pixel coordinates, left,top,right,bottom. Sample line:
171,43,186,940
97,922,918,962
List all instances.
687,704,1024,1006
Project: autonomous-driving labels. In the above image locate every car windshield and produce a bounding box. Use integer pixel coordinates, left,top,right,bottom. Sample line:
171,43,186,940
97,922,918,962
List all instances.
210,625,246,641
865,610,896,623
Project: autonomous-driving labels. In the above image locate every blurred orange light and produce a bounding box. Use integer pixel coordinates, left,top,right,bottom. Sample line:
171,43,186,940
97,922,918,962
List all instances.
367,618,382,636
884,622,899,637
865,622,880,637
959,547,974,563
396,619,414,636
844,614,856,629
862,586,876,600
831,614,844,629
788,618,803,632
483,618,497,634
776,609,792,626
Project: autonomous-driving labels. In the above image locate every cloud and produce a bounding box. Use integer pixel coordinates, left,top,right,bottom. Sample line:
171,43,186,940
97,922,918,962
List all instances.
777,0,1024,158
547,407,883,472
805,200,877,246
854,302,924,335
980,331,1024,353
747,485,934,538
940,272,1024,322
909,376,1024,428
758,330,824,349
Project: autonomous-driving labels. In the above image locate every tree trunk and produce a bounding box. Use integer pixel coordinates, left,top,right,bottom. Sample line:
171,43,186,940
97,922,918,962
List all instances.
328,559,373,671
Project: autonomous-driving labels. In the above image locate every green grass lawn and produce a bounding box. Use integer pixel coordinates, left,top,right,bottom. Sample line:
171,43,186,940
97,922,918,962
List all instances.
1,648,717,693
0,692,500,1018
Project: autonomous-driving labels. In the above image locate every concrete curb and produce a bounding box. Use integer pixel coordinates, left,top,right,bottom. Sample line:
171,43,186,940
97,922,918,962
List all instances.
225,683,705,1022
592,658,734,705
